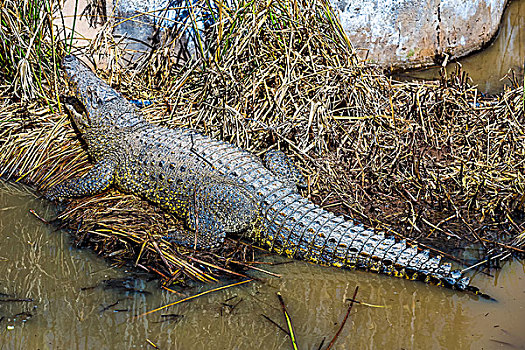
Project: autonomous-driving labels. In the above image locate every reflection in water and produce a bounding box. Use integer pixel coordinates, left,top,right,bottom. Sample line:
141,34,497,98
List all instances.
398,0,525,94
0,181,524,349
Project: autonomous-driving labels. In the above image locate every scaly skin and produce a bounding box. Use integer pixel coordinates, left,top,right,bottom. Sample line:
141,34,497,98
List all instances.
47,55,479,293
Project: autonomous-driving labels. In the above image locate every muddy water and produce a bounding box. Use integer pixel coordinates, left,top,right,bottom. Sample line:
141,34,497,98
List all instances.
398,0,525,94
0,182,524,349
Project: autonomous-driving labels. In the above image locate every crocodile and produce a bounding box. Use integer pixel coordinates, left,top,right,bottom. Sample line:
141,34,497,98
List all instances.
47,55,479,294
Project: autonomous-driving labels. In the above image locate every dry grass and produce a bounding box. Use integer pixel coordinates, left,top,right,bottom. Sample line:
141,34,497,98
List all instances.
0,0,65,102
0,0,524,285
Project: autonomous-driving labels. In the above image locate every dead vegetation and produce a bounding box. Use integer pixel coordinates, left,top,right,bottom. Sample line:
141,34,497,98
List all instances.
0,0,524,285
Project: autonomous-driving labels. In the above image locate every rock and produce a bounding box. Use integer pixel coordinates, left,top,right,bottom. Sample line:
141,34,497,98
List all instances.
59,0,201,64
62,0,508,69
333,0,508,69
97,0,227,62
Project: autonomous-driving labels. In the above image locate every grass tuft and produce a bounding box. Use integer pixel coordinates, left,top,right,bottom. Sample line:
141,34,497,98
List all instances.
0,0,65,102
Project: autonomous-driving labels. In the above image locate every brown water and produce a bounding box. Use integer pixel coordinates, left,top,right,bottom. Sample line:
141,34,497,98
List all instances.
398,0,525,95
1,181,524,349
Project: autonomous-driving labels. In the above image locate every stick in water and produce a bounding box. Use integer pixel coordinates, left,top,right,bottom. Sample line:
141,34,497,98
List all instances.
326,286,359,350
277,292,298,350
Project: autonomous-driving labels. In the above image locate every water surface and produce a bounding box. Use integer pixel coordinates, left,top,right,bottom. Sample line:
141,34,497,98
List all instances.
0,182,524,349
398,0,525,94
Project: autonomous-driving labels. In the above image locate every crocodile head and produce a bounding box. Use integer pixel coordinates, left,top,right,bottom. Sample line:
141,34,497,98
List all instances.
62,55,140,134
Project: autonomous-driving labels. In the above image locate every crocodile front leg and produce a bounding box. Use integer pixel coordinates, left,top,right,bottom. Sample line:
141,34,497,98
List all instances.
45,158,116,201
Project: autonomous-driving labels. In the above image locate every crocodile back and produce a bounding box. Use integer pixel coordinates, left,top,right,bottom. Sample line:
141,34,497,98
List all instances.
111,123,259,237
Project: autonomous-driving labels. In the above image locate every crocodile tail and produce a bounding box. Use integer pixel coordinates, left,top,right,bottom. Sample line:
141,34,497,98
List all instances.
259,190,478,293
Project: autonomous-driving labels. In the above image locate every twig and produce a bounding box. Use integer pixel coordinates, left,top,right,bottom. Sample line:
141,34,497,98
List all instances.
146,339,160,349
261,314,291,336
326,286,358,350
136,279,254,318
344,298,387,308
214,255,282,278
277,292,298,350
460,252,510,274
29,209,49,224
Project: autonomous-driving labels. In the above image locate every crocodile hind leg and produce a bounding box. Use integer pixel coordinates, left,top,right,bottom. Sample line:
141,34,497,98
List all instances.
44,159,115,201
263,149,307,190
165,175,260,249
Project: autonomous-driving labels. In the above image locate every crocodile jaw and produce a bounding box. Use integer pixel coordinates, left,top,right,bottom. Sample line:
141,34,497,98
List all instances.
62,55,138,132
